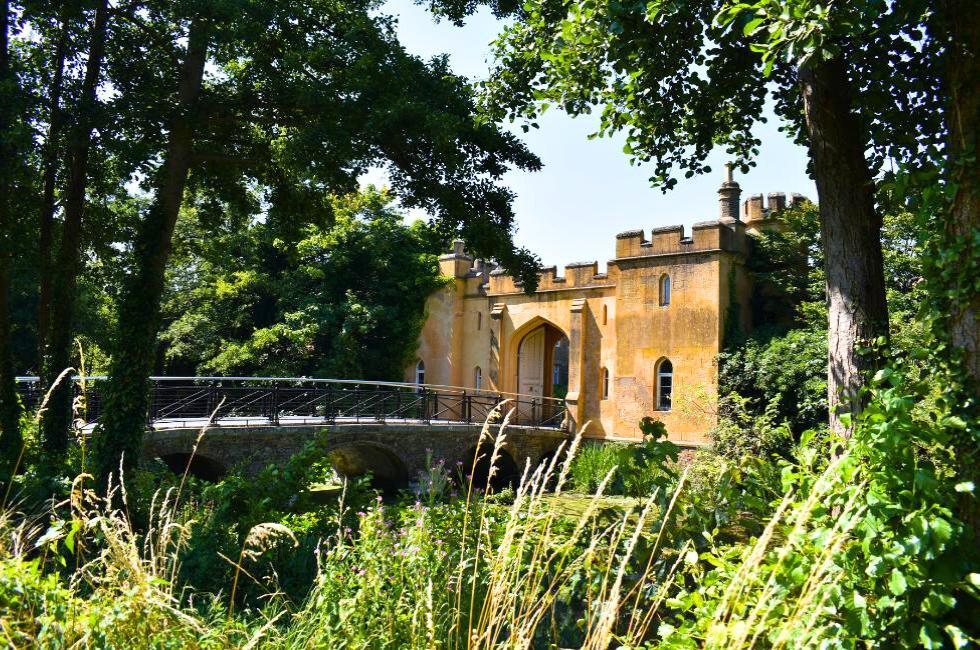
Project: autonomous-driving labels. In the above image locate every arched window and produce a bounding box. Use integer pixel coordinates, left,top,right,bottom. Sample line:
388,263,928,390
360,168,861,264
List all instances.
600,367,610,399
602,304,608,325
415,360,425,386
477,312,482,331
475,366,482,390
656,359,672,410
659,274,671,306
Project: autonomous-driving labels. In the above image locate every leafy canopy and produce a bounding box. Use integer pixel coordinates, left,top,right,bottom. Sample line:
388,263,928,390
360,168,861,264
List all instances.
161,187,447,379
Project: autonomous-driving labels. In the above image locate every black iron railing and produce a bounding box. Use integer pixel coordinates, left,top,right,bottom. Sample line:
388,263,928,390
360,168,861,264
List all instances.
14,376,569,430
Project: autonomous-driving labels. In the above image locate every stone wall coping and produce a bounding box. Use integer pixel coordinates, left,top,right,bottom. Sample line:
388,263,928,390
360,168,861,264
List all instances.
485,284,615,297
649,225,684,235
609,248,725,264
615,229,645,239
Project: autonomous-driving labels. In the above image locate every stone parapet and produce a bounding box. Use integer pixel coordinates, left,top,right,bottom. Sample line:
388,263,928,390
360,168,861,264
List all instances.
613,219,747,262
487,261,610,295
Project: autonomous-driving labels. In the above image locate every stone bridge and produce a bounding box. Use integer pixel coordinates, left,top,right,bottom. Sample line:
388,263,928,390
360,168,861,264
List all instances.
17,376,571,486
143,420,569,485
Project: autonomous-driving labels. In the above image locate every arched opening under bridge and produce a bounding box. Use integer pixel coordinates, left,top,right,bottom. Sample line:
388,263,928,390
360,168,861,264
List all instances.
328,442,410,490
158,453,228,482
461,443,520,492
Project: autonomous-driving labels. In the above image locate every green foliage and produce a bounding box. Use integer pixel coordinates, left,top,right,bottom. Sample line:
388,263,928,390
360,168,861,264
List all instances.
0,424,688,648
660,361,979,648
719,326,828,436
161,187,448,379
745,201,824,327
712,392,797,460
568,417,679,497
719,205,925,441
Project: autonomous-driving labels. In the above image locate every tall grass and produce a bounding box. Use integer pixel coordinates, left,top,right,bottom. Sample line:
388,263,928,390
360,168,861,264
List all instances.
4,404,955,648
0,410,682,648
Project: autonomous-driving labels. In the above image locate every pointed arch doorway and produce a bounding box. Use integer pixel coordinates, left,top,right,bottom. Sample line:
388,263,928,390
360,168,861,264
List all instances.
516,322,569,422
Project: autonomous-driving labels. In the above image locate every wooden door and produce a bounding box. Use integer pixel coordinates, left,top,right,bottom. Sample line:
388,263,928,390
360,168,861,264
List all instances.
518,327,545,422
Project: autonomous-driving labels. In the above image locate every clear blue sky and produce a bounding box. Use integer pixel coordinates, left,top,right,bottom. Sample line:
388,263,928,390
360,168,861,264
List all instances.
371,0,816,270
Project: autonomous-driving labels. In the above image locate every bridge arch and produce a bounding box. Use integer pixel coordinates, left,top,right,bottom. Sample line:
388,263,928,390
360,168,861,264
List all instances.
461,443,520,492
158,453,228,482
326,441,410,489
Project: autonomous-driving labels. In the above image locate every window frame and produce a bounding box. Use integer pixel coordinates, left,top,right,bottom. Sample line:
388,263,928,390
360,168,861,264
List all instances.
659,274,671,306
415,359,425,387
656,359,673,411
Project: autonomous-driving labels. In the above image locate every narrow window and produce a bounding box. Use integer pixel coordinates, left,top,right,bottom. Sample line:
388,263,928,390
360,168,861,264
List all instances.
477,312,482,331
602,304,608,325
601,367,610,399
656,359,673,410
475,366,482,390
659,274,671,306
415,360,425,387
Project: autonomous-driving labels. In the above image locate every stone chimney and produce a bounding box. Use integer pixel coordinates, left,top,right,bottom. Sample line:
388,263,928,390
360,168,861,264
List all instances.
717,163,741,222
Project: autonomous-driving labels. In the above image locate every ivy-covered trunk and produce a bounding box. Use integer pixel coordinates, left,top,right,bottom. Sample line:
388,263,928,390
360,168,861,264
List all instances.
36,12,69,377
0,0,22,479
938,0,980,539
940,0,980,388
41,0,110,458
798,56,889,436
92,18,209,486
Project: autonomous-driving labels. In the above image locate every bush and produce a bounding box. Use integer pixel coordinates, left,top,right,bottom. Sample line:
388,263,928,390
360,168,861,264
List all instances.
567,418,678,497
712,392,796,461
719,325,828,436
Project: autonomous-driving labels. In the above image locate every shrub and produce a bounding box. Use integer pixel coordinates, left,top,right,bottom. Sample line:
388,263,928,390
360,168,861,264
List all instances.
567,418,679,498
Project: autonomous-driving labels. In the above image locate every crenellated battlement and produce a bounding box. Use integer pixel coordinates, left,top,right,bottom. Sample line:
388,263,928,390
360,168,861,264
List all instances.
742,191,807,222
486,260,610,295
614,218,747,260
443,168,805,297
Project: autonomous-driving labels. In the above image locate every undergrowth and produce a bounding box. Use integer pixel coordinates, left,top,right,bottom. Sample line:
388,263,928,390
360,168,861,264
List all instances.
0,368,977,648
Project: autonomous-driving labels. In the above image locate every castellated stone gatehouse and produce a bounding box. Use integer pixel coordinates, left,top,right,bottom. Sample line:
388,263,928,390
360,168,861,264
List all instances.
407,171,806,446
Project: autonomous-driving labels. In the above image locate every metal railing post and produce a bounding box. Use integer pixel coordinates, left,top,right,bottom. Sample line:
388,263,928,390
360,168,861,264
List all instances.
207,381,217,420
147,379,156,425
271,383,279,425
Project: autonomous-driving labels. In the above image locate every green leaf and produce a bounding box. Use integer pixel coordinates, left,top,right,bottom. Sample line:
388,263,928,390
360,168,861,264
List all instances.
919,622,944,649
743,17,765,36
889,568,907,595
954,481,974,493
945,625,971,649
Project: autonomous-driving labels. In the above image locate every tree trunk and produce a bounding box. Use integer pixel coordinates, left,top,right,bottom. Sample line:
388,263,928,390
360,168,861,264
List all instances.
938,0,980,541
37,14,70,376
41,0,110,458
798,56,890,437
0,0,23,480
92,18,209,486
941,0,980,388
